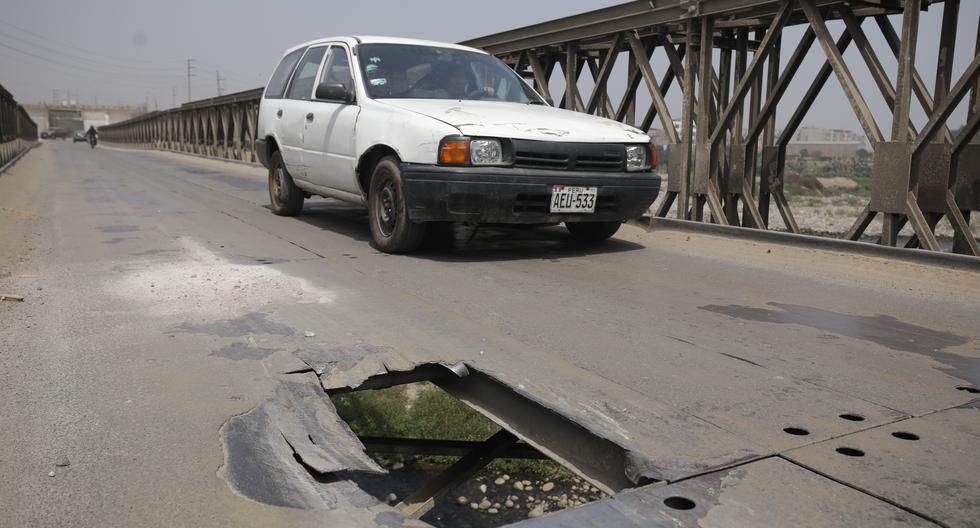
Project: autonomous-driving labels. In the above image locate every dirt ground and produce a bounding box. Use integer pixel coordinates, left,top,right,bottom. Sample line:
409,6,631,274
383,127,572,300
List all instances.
648,189,980,239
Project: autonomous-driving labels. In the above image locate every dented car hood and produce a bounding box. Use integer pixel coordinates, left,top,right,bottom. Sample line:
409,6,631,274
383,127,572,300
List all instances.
378,99,652,143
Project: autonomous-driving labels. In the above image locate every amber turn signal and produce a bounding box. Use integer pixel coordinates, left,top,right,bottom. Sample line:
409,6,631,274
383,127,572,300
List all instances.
439,139,470,164
650,145,659,169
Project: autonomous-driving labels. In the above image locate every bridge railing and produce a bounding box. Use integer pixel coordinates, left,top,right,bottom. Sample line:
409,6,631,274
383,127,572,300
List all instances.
1,83,38,170
99,88,263,163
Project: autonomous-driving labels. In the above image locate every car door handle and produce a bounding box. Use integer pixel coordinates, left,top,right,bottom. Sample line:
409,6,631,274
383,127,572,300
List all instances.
276,108,283,118
306,112,314,121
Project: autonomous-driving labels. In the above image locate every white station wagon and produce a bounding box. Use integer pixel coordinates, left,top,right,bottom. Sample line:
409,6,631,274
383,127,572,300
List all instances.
255,36,661,253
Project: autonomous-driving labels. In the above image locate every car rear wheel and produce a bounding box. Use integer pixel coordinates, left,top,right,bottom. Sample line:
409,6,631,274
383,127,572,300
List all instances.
368,157,425,253
268,151,304,216
565,221,621,241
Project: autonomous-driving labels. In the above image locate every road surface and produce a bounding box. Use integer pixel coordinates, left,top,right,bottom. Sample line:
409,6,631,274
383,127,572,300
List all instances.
1,141,978,527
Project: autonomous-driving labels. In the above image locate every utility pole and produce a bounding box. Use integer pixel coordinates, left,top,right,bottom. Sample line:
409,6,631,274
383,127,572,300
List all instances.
216,71,225,96
186,58,196,102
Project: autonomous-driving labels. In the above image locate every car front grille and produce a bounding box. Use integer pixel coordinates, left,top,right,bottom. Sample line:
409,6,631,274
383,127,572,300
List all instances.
514,151,568,170
512,140,625,172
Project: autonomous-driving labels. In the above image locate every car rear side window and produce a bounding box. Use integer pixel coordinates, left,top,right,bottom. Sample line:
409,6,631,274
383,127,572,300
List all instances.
286,46,328,100
265,48,305,99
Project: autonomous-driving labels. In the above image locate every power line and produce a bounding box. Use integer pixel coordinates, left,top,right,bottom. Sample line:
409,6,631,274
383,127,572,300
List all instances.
0,47,173,91
0,30,186,73
0,40,185,81
0,19,185,65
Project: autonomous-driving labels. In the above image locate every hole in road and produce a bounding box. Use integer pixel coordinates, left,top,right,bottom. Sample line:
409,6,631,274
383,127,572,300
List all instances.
836,447,865,457
327,369,627,527
839,413,865,422
956,385,980,394
891,431,920,441
663,496,696,510
783,427,810,436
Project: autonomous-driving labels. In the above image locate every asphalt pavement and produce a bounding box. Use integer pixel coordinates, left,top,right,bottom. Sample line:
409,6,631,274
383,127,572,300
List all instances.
1,141,977,527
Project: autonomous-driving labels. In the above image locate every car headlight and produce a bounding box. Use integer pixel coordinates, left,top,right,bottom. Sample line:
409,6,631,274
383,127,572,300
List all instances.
625,144,651,171
439,137,508,166
470,139,503,165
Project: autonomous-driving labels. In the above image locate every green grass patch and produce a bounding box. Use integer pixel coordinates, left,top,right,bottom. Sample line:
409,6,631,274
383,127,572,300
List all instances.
333,383,566,476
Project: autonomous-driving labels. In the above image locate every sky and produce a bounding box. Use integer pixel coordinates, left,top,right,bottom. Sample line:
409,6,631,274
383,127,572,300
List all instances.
1,0,977,137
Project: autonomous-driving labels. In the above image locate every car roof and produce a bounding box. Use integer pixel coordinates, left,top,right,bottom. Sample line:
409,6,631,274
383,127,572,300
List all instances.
283,36,487,57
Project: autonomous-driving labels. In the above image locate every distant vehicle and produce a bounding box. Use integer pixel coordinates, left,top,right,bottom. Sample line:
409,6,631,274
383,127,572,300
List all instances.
73,131,86,143
255,36,660,253
44,127,71,140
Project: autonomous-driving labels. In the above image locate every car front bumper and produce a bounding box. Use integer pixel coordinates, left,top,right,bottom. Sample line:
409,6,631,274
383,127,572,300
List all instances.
401,164,661,224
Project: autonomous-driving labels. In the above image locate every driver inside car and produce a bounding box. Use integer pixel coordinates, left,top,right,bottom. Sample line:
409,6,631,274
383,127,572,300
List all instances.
446,64,494,99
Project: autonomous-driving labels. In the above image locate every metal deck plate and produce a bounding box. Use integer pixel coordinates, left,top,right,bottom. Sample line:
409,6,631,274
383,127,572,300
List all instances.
509,458,935,527
785,409,980,527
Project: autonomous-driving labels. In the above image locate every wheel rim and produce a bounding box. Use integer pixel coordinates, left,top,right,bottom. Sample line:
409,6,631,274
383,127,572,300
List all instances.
377,178,398,237
271,166,286,206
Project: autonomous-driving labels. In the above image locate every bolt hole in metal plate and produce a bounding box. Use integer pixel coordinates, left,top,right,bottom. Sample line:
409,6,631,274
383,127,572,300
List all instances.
891,432,920,441
663,496,696,510
783,427,810,436
836,447,865,457
838,413,865,422
956,385,980,394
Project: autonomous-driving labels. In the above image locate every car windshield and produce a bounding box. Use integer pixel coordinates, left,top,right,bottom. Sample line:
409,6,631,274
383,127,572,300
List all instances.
357,43,543,104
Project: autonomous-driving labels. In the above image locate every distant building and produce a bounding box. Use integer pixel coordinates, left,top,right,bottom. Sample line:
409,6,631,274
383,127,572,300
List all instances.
23,103,142,134
786,126,866,158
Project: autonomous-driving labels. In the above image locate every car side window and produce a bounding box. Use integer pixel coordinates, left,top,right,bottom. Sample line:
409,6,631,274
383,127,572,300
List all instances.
285,46,328,100
318,46,353,91
265,48,305,99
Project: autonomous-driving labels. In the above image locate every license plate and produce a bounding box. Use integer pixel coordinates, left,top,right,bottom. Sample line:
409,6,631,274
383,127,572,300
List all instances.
550,186,597,213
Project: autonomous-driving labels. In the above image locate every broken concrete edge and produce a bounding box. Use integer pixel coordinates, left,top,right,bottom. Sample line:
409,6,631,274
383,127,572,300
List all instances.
257,348,776,507
634,216,980,272
216,376,399,514
314,357,706,490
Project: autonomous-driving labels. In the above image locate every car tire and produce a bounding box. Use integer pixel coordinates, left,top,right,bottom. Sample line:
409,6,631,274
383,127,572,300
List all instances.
565,221,621,241
268,151,304,216
368,156,425,253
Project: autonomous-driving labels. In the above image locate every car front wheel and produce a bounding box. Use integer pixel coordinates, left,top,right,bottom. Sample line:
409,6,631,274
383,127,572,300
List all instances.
368,157,425,253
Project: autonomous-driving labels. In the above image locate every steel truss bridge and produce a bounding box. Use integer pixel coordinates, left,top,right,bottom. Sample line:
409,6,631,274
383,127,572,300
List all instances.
2,2,980,527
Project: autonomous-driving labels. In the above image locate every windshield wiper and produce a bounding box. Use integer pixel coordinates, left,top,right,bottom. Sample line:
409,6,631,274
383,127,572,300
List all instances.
528,100,548,105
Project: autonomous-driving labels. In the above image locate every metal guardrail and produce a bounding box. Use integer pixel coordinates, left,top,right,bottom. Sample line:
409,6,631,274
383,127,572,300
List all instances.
99,0,980,255
1,83,38,171
99,88,263,163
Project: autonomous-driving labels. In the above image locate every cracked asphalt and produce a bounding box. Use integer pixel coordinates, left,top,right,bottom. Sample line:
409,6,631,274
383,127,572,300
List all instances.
1,142,978,527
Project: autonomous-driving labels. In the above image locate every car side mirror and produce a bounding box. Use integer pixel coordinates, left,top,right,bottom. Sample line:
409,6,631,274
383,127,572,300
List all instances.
543,95,555,107
315,82,353,104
